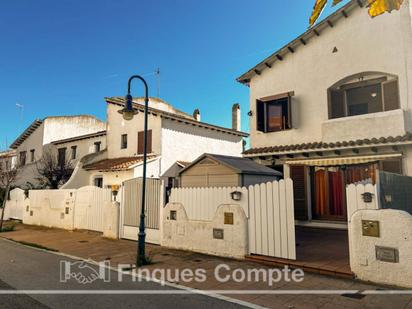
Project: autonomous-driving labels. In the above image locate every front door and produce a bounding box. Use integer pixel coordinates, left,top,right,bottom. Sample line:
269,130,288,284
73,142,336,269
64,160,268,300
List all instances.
312,167,346,221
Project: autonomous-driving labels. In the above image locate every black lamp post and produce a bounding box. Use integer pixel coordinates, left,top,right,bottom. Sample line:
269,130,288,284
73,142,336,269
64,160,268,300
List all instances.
118,75,149,266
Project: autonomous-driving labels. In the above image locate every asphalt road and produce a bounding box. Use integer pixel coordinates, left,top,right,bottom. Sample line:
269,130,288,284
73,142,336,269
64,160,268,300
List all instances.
0,238,253,309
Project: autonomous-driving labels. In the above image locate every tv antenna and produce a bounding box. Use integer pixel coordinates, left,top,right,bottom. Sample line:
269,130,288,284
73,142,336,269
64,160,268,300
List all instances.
155,68,160,98
16,103,24,122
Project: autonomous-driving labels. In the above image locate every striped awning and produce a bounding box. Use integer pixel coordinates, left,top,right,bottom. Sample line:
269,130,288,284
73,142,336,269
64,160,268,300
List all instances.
285,153,402,166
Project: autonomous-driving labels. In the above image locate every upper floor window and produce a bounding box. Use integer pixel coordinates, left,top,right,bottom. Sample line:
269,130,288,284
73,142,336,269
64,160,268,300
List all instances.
137,130,152,154
121,134,128,149
71,146,77,160
19,151,26,166
30,149,35,162
58,148,66,167
94,141,101,153
256,92,293,133
329,73,400,119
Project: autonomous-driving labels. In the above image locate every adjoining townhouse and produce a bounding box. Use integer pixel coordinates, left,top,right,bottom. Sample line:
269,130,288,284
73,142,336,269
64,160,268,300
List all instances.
10,115,106,188
64,97,248,190
238,0,412,224
0,150,16,173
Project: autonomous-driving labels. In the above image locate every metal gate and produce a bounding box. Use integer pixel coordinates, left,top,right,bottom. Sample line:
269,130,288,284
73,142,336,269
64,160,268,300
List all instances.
121,178,163,244
74,186,111,232
248,179,296,260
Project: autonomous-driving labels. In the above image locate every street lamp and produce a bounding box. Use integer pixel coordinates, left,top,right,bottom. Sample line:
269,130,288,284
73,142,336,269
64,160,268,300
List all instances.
118,75,149,266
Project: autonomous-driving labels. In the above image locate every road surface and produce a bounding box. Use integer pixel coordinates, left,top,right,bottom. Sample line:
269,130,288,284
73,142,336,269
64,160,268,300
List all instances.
0,238,253,309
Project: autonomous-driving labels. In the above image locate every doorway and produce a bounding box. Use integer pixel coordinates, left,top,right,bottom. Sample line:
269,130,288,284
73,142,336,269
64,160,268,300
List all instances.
311,163,377,221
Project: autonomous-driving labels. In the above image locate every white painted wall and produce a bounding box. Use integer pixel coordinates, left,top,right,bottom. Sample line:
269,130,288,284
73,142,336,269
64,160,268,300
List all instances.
160,119,243,176
42,116,106,145
349,209,412,288
248,3,412,148
51,135,107,167
162,203,248,259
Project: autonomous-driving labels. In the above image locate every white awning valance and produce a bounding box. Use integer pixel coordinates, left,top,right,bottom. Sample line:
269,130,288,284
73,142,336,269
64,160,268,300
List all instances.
285,153,402,166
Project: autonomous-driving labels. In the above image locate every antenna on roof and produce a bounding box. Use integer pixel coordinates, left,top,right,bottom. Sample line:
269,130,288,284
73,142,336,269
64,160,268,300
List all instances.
16,103,24,129
155,68,160,98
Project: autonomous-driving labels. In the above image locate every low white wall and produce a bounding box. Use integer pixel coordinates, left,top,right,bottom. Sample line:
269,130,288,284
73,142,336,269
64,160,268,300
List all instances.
162,203,248,259
103,201,120,239
26,190,76,230
5,188,26,220
349,209,412,288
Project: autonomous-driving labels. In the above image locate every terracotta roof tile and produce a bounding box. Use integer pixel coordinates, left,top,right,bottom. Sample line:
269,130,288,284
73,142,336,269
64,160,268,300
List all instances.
83,156,157,172
243,133,412,156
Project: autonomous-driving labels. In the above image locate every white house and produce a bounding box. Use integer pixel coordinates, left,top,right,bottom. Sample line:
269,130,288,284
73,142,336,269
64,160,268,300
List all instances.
10,115,106,188
63,97,247,189
238,0,412,223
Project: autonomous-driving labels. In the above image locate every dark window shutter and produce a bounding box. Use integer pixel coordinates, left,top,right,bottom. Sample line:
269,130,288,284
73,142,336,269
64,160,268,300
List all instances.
256,100,265,132
147,130,152,153
330,89,345,119
381,159,402,175
286,96,292,129
383,80,400,111
290,165,308,220
138,130,152,154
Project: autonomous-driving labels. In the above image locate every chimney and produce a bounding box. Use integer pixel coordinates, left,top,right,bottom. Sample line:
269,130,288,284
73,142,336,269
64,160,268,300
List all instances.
232,103,241,131
193,109,201,121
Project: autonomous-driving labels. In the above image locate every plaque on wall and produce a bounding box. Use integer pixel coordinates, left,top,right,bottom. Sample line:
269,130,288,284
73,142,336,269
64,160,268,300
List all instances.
213,228,224,240
376,246,399,263
224,212,234,225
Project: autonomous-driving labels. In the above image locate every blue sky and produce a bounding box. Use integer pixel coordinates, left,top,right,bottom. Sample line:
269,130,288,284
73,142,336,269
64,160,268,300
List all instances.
0,0,349,150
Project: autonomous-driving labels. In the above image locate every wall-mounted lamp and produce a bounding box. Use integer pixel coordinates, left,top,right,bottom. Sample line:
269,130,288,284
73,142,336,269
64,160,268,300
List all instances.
361,192,373,203
247,111,253,117
111,184,120,201
230,191,242,201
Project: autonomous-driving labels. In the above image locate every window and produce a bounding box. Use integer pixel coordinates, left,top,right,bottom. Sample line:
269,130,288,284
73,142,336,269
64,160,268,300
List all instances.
137,130,152,154
71,146,77,160
94,142,101,153
256,95,292,133
94,177,103,188
121,134,128,149
329,74,400,119
380,158,403,175
19,151,26,166
30,149,35,162
58,148,66,166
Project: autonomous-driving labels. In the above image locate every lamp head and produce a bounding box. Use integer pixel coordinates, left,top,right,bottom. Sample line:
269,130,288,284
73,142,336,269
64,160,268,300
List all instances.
118,93,138,121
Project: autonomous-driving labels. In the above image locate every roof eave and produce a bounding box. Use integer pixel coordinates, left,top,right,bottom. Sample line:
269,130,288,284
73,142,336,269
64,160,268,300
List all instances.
236,0,364,85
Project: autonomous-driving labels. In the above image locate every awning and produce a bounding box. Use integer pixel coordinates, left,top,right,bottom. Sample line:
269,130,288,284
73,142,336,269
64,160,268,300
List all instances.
285,153,402,166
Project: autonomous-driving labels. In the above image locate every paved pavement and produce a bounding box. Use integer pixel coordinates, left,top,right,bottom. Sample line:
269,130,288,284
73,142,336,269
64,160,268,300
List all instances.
2,224,412,308
0,238,251,309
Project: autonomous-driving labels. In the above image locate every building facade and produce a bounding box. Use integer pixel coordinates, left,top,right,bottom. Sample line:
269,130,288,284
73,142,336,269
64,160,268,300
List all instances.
10,115,106,188
238,0,412,223
64,97,247,190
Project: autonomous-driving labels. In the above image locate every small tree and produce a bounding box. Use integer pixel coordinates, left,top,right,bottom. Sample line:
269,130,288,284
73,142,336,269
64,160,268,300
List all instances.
35,148,74,189
0,158,20,232
310,0,404,26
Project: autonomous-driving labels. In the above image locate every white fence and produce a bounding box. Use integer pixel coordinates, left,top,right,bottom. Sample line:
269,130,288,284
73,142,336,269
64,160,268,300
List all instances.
169,186,249,221
249,179,296,260
168,180,296,260
74,186,111,232
3,188,26,220
346,183,379,222
24,186,112,232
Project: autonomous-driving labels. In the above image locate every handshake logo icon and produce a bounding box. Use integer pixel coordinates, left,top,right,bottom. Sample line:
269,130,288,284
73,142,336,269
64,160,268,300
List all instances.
60,260,111,284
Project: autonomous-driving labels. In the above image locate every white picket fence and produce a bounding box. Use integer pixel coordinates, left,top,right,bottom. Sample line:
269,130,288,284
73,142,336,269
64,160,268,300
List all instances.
346,183,379,222
169,179,296,260
169,186,249,221
74,186,111,232
249,179,296,260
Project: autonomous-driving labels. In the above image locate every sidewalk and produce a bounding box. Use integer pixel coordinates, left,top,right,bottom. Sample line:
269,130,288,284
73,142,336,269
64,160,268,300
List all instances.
1,223,412,309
